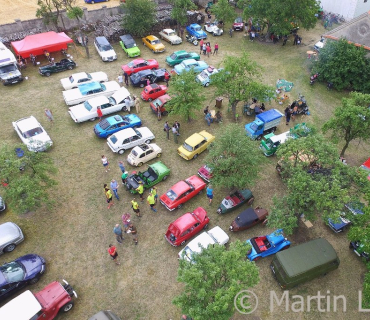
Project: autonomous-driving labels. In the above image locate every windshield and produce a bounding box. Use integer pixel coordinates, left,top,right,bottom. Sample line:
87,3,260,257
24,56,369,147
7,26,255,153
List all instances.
166,190,177,201
127,61,134,67
182,142,193,152
199,70,208,78
110,135,118,144
250,123,258,131
131,73,141,81
101,83,106,91
99,119,110,130
69,76,74,83
170,53,177,60
102,44,113,51
131,149,138,157
0,261,25,283
194,26,201,31
153,98,163,107
152,40,160,45
23,127,43,138
86,73,92,79
168,32,175,36
183,246,194,260
84,101,92,111
235,17,243,23
0,64,18,74
126,41,136,49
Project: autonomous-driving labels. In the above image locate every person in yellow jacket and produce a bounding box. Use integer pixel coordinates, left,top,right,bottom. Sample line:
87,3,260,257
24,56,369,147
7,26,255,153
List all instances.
135,181,144,202
131,199,141,217
147,192,157,212
150,186,158,203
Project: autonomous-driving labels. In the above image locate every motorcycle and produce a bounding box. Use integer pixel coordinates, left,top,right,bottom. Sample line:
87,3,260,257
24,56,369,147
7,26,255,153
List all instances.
310,73,319,85
185,34,198,46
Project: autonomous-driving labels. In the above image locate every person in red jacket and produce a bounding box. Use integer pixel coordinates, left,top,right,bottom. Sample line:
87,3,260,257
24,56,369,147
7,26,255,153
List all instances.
97,106,103,120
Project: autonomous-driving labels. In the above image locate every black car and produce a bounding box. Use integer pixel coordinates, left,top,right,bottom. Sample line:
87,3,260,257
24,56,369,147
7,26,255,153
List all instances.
39,58,76,77
0,195,5,212
130,68,169,87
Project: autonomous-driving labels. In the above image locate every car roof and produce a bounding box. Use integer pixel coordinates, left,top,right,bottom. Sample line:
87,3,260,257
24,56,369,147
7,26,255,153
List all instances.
190,23,201,28
163,29,175,33
105,115,124,125
0,290,41,320
235,208,258,226
172,180,191,194
113,127,136,138
173,213,198,231
70,72,89,79
95,36,110,45
186,232,215,252
14,116,39,132
120,34,134,42
78,82,102,94
185,132,207,146
134,69,152,77
182,59,197,65
88,96,110,106
147,83,160,90
145,35,158,40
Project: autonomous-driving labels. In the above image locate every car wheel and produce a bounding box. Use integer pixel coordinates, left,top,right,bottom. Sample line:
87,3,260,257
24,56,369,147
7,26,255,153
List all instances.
349,243,354,249
143,42,145,46
193,154,198,159
256,135,262,141
282,245,290,250
198,189,203,195
118,149,125,155
180,240,186,246
162,175,168,181
253,256,261,261
91,0,94,3
203,224,208,229
121,106,127,112
156,153,162,158
137,162,143,167
148,98,152,102
3,244,16,253
89,117,96,121
61,302,74,313
247,197,254,205
67,65,73,70
162,111,168,116
140,83,144,88
204,82,210,87
72,87,77,89
29,277,40,285
45,72,51,77
145,139,151,144
177,204,183,209
152,49,155,53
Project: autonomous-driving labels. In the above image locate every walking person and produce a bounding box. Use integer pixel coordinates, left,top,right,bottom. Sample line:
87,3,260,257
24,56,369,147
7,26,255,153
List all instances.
202,43,206,55
172,124,179,143
150,186,158,203
213,43,218,55
164,121,170,140
44,109,54,123
124,71,129,86
117,74,123,87
97,106,103,121
131,199,141,217
199,39,204,55
157,107,162,121
110,179,120,200
136,181,144,202
282,35,288,46
174,121,180,134
293,34,298,45
134,95,140,113
206,184,214,205
127,223,138,245
108,244,120,265
118,161,125,173
206,44,211,57
101,155,110,172
284,106,291,125
122,213,131,232
113,224,124,243
105,186,114,209
205,111,212,126
164,71,170,87
147,191,157,212
121,171,128,184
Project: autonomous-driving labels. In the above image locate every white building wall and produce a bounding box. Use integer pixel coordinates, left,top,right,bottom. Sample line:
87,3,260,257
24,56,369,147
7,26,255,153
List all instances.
319,0,362,20
354,0,370,18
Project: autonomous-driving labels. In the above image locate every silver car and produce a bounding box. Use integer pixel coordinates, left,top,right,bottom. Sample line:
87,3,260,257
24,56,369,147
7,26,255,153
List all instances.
0,222,24,254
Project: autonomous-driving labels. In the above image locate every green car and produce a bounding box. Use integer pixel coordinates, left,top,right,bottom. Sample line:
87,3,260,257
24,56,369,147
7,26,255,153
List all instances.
119,35,141,58
216,189,254,214
165,50,200,67
125,161,170,194
38,58,76,77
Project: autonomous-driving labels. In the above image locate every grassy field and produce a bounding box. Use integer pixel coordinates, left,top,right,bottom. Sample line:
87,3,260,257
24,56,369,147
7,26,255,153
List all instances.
0,19,369,320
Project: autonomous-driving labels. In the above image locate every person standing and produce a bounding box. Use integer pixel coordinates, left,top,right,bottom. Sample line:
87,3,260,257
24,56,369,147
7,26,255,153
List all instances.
118,161,125,173
105,186,114,209
136,181,144,202
282,35,288,46
113,224,124,243
206,44,211,57
121,171,128,184
206,184,213,205
284,106,291,125
108,244,120,265
147,191,157,212
110,179,119,200
157,107,162,121
97,106,103,120
127,223,138,245
174,121,180,134
202,43,206,55
44,109,54,123
172,124,179,143
199,39,204,55
134,95,140,113
101,155,110,172
164,121,170,140
124,71,129,86
122,213,131,231
213,43,218,55
204,105,209,116
131,199,141,217
117,74,123,87
150,186,158,203
205,112,212,126
164,71,170,87
181,315,192,320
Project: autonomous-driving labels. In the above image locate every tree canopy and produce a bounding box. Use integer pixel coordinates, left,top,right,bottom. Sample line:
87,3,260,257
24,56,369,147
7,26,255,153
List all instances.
121,0,157,37
0,144,57,214
165,70,206,122
313,39,370,92
204,124,265,189
322,92,370,157
210,0,237,25
174,240,259,320
169,0,196,28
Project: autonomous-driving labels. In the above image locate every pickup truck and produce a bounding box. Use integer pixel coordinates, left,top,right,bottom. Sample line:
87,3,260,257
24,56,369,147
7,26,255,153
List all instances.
245,109,283,140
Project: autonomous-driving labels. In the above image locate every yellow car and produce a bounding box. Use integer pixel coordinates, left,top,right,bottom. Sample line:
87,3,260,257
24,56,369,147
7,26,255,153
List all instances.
142,35,166,53
177,130,215,160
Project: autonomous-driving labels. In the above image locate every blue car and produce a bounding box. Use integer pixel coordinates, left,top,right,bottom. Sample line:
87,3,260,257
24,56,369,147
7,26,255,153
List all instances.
328,201,365,233
173,59,208,75
84,0,107,3
0,254,46,302
186,24,207,40
94,114,142,138
246,229,290,261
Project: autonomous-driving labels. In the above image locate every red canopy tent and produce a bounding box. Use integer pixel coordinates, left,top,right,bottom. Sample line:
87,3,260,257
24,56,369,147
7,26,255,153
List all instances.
11,31,73,58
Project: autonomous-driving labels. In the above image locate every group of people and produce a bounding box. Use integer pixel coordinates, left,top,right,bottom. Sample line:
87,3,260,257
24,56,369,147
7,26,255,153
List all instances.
204,105,222,126
284,104,299,125
199,39,218,57
164,121,181,143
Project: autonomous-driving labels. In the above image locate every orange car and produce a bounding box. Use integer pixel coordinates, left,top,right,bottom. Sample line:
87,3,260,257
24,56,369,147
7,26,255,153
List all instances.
142,35,165,53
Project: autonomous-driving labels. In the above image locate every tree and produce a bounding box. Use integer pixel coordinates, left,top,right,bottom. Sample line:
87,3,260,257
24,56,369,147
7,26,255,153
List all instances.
170,0,196,29
0,144,57,214
212,52,275,119
322,92,370,157
173,240,259,320
165,70,206,122
210,0,237,25
243,0,319,36
121,0,157,37
312,39,370,92
204,124,265,189
36,0,66,30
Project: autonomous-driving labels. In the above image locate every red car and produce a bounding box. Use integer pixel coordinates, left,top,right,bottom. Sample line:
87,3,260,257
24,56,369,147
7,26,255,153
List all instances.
197,164,213,182
150,94,171,116
141,84,168,101
165,207,210,246
160,175,206,211
233,17,244,31
121,58,159,76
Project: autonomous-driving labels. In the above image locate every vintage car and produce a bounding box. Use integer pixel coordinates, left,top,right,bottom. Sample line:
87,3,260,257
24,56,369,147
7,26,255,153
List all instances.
68,87,131,123
121,59,159,76
0,222,24,255
140,84,168,101
125,161,170,194
196,66,222,87
172,59,208,75
166,50,200,67
328,201,365,233
12,116,53,152
93,114,142,138
178,226,229,262
130,68,169,87
233,17,244,31
127,143,162,167
360,157,370,181
142,35,166,53
107,127,155,154
0,254,46,302
84,0,108,3
60,71,108,90
177,130,215,160
159,29,182,45
119,34,140,57
217,189,254,214
165,207,210,246
203,22,223,36
160,175,206,211
349,240,369,262
229,207,268,232
38,58,76,77
186,23,207,40
246,229,291,261
0,195,5,212
62,81,120,106
94,36,117,62
197,164,213,182
150,94,171,116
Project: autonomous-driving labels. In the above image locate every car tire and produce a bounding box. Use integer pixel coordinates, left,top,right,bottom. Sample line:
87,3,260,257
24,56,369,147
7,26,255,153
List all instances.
67,66,73,70
91,0,94,3
204,82,210,87
148,98,152,102
45,72,51,77
72,87,77,89
282,245,290,250
162,111,168,116
198,189,203,195
118,149,125,155
122,106,127,112
137,162,143,167
145,139,151,144
181,240,186,245
29,277,40,285
3,244,16,253
247,197,255,205
156,153,161,158
253,256,261,261
177,204,183,209
140,84,144,88
162,175,168,181
61,301,74,313
143,42,145,46
349,243,354,249
89,117,96,121
203,224,208,229
193,154,198,159
152,49,155,54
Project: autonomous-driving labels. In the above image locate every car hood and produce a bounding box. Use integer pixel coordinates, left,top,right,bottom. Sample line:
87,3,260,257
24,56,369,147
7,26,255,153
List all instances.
136,127,154,139
17,254,45,279
0,223,22,244
126,46,140,54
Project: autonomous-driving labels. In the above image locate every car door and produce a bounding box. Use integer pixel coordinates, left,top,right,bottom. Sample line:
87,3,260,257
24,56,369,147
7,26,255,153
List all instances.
146,149,154,161
100,102,112,115
185,186,195,202
197,139,207,153
130,134,140,147
148,74,156,83
107,124,118,135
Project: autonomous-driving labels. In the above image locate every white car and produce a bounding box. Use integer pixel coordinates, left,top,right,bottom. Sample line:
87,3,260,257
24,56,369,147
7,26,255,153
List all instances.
178,226,229,262
159,29,182,45
60,72,108,90
127,143,162,166
107,127,155,154
203,22,223,36
12,116,53,152
62,81,120,106
94,36,117,62
314,38,325,52
68,87,131,123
